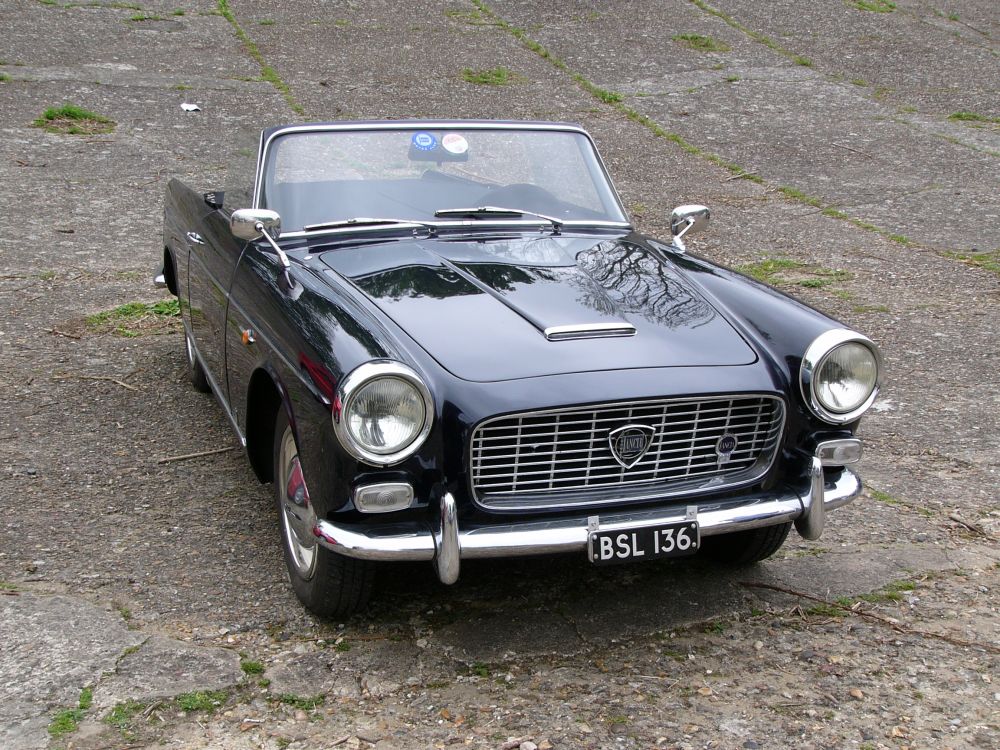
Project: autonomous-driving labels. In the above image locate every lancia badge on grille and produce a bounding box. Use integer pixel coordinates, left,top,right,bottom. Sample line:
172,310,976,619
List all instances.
608,424,656,469
716,433,738,465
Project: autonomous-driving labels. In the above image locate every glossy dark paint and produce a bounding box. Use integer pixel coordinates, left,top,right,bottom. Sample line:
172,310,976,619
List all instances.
164,181,857,535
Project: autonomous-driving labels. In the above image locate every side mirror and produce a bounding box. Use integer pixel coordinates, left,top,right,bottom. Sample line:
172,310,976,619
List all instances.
231,208,281,241
669,204,710,252
230,208,294,290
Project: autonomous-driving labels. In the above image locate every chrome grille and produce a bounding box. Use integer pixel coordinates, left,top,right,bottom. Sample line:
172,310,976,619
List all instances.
470,395,784,511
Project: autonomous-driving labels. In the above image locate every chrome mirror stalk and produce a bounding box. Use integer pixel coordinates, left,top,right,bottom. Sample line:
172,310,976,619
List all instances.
231,208,294,289
669,204,710,253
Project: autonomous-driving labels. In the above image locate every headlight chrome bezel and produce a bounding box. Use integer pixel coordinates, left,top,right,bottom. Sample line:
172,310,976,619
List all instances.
800,329,882,424
334,361,434,466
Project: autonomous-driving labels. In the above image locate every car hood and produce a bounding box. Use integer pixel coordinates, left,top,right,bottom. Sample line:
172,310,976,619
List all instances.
319,234,756,382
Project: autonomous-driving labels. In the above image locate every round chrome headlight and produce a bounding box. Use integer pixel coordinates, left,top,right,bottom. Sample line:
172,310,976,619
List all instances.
801,330,881,424
334,361,433,466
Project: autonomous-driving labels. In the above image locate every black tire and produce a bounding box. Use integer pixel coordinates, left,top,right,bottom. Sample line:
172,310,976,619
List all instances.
272,410,374,618
184,329,211,393
699,522,791,565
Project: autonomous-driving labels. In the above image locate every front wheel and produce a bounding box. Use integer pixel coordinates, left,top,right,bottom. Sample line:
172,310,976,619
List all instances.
273,410,374,618
699,522,791,565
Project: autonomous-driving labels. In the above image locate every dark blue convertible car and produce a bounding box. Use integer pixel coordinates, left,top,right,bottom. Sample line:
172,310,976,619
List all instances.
160,121,881,616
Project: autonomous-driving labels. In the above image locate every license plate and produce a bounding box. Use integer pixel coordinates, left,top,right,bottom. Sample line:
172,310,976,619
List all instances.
588,520,700,565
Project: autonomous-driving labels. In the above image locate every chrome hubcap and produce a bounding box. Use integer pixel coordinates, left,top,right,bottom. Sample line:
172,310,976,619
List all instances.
278,427,318,579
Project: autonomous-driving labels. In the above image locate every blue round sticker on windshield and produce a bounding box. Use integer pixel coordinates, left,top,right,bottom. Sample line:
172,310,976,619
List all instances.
412,131,437,151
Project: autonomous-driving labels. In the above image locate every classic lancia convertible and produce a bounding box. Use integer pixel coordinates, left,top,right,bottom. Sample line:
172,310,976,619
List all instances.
159,121,881,616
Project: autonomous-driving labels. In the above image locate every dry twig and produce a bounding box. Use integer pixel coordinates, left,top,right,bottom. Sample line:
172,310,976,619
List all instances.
740,581,1000,654
947,513,994,539
157,446,236,464
44,328,82,340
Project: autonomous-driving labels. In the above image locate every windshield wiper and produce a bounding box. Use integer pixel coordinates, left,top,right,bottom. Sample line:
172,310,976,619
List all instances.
433,206,563,233
303,217,437,234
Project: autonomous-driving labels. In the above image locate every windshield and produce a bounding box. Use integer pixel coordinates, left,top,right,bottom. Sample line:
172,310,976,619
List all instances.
258,127,629,233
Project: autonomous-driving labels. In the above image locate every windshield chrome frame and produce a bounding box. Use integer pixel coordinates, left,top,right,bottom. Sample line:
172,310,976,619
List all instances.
251,120,633,238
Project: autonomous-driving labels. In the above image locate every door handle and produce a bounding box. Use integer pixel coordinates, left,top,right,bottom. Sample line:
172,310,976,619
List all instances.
186,231,206,245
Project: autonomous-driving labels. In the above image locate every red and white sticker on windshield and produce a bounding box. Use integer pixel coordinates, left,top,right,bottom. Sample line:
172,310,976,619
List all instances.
441,133,469,155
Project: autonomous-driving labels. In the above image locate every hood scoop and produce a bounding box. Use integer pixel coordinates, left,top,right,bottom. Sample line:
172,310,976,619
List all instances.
544,323,637,341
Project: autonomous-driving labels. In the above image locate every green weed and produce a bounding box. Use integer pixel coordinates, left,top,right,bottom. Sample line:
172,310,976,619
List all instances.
86,299,180,337
33,103,115,135
276,693,325,710
948,111,999,124
241,660,265,675
49,709,85,738
848,0,896,12
105,699,147,730
805,603,848,617
944,249,1000,277
176,690,228,712
737,258,805,283
216,0,304,115
444,8,492,25
461,66,518,85
672,33,730,53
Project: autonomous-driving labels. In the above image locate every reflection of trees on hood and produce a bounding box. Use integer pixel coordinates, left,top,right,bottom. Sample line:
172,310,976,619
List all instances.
357,262,559,300
576,243,716,330
459,262,558,293
357,265,476,301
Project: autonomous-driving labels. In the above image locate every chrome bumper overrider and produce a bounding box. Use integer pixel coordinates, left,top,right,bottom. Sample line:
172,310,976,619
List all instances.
313,442,862,584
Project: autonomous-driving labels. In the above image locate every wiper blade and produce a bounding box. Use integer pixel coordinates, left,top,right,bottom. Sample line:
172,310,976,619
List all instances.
433,205,563,232
303,217,436,233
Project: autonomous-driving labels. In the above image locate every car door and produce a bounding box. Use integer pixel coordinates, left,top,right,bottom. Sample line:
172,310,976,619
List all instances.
186,204,244,403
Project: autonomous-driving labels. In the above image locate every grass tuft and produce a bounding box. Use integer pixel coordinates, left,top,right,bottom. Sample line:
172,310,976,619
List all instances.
241,660,265,675
105,699,147,730
86,299,180,337
176,690,228,712
33,103,115,135
461,66,518,85
672,33,730,52
276,693,325,710
848,0,896,12
943,249,1000,277
947,111,999,124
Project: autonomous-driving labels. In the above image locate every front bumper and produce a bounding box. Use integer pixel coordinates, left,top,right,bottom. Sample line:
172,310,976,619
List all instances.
312,443,861,584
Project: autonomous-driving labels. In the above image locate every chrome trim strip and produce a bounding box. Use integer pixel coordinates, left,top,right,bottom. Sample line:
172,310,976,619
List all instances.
273,220,632,241
311,466,862,578
544,322,637,341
